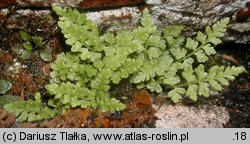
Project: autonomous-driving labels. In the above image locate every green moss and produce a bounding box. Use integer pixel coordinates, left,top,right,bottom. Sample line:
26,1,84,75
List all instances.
14,31,52,62
0,79,12,94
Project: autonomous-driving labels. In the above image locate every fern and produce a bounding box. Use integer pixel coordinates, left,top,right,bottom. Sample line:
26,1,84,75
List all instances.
175,65,245,102
50,5,245,111
3,6,245,122
4,93,57,122
49,6,127,113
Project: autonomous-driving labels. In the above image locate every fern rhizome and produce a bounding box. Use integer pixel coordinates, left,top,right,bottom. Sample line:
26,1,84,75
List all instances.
4,5,246,122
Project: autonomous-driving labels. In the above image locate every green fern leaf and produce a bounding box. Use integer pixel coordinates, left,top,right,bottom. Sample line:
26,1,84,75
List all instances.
146,35,166,49
206,65,245,91
4,93,57,122
206,18,229,42
163,26,184,38
211,18,229,37
170,48,187,60
168,88,185,103
196,31,207,44
103,33,115,44
195,50,209,62
195,65,208,81
181,57,194,69
146,79,163,93
182,65,196,82
186,85,198,101
147,47,162,59
186,38,199,50
209,37,222,45
203,44,216,55
208,79,222,91
140,8,154,29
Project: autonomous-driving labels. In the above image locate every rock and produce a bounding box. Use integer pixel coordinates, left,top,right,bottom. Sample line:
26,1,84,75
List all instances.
0,0,249,43
0,0,144,9
145,0,250,44
231,22,250,33
228,22,250,43
155,104,229,128
0,0,17,8
145,0,161,5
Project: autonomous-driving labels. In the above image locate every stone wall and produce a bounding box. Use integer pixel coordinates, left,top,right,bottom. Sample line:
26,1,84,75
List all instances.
0,0,249,43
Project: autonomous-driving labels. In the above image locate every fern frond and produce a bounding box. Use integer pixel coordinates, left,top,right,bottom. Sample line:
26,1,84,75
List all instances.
52,5,102,51
179,65,246,101
4,6,244,122
4,93,57,122
167,18,230,63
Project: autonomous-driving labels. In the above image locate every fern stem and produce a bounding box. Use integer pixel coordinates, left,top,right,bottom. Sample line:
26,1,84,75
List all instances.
174,82,197,87
178,42,207,62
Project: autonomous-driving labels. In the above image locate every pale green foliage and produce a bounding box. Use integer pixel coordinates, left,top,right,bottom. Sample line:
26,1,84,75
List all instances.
179,65,245,102
50,5,245,109
4,93,57,122
50,5,127,113
4,6,245,122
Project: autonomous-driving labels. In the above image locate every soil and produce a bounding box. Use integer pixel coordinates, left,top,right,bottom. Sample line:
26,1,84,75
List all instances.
216,43,250,127
0,109,15,127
